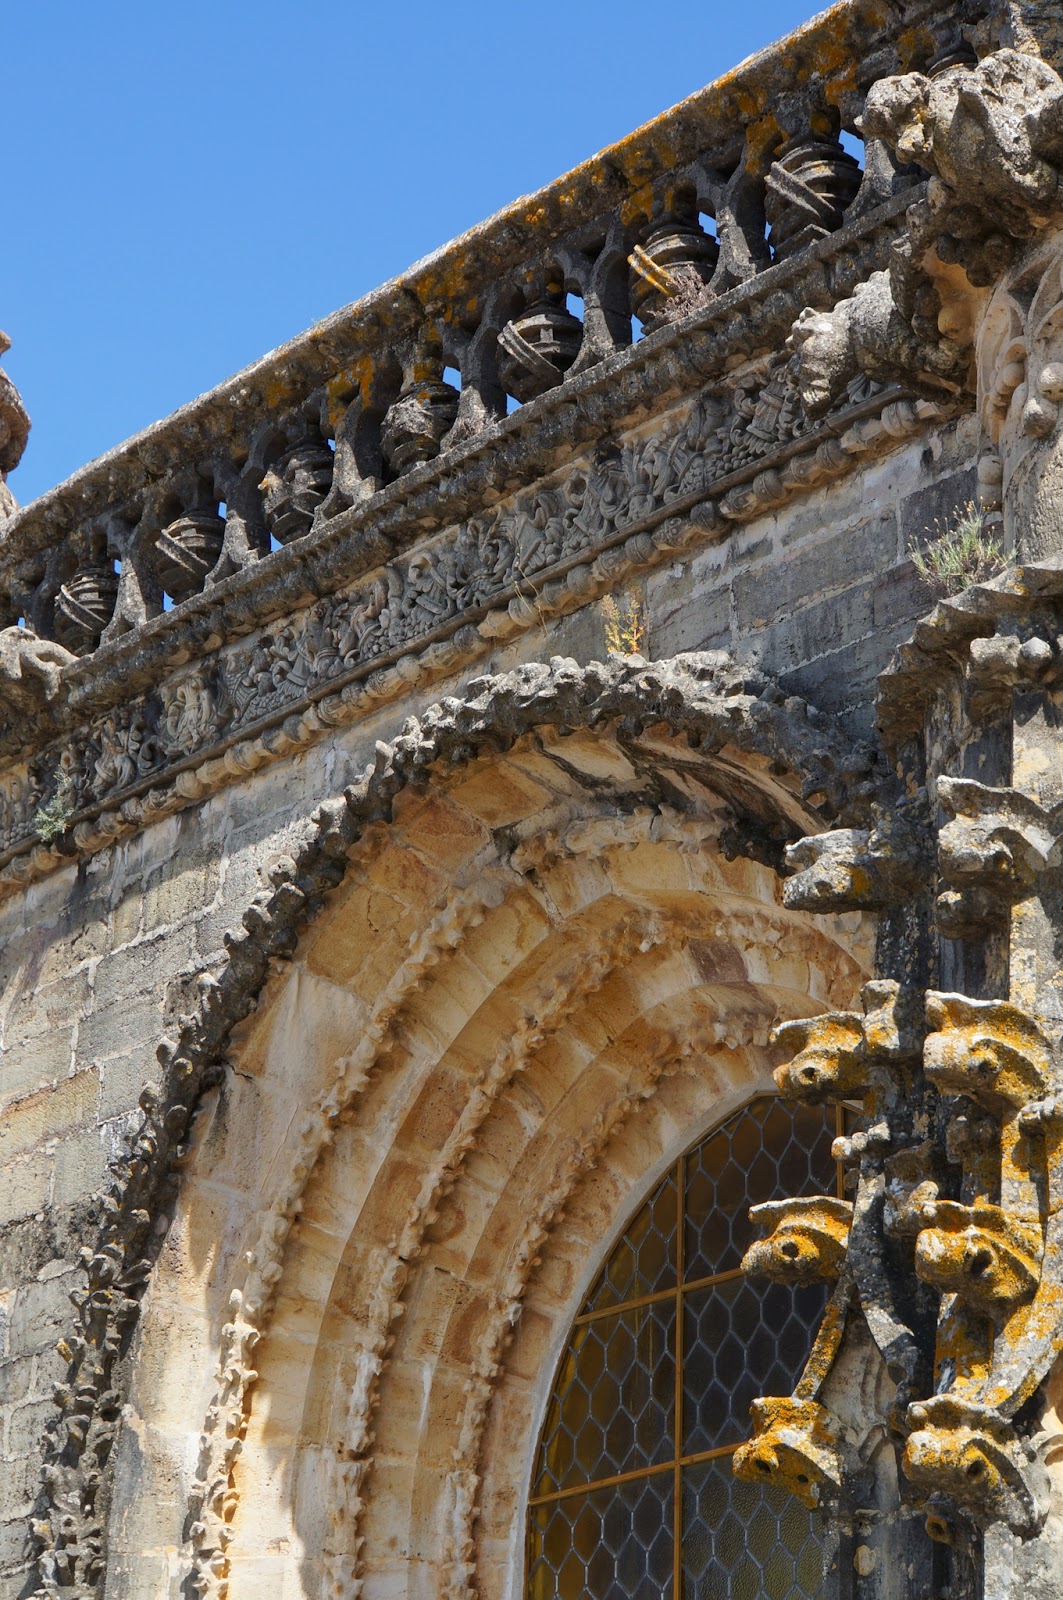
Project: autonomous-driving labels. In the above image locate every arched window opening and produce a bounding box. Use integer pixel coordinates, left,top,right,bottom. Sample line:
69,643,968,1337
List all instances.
526,1095,842,1599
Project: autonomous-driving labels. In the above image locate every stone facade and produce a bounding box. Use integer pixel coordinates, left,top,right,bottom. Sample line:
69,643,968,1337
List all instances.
5,2,1063,1598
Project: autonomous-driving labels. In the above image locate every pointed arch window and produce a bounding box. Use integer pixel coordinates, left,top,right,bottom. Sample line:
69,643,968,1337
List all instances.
526,1095,841,1599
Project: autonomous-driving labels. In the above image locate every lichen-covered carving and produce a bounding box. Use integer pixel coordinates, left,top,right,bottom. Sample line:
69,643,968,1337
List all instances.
935,778,1063,937
783,792,931,912
380,376,460,475
862,51,1063,276
773,978,922,1102
915,1200,1042,1316
923,993,1056,1115
772,1009,867,1100
732,1396,844,1507
903,1395,1050,1536
742,1197,852,1283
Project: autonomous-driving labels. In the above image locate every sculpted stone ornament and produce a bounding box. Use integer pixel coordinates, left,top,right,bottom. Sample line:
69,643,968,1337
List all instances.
628,205,718,330
380,374,460,475
259,435,334,544
935,778,1063,938
732,1396,845,1508
903,1396,1051,1537
764,131,862,261
783,791,931,912
791,49,1063,418
497,286,582,402
742,1196,852,1283
914,1200,1042,1317
922,993,1056,1117
0,626,76,717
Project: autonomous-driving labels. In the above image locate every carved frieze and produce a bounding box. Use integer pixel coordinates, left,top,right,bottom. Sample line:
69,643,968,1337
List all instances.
0,361,935,891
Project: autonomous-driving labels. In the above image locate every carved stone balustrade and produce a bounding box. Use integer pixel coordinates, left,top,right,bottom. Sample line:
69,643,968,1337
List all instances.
0,0,987,901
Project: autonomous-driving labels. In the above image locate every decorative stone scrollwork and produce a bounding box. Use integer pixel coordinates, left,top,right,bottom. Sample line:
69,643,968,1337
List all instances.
765,131,862,261
497,286,582,402
380,374,460,475
156,511,226,601
53,565,120,655
0,626,75,716
783,792,931,912
259,436,334,544
628,205,717,329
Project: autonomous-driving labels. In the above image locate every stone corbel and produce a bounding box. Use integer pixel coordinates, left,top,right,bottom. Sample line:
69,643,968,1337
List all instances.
782,792,931,914
732,1396,847,1508
903,1394,1051,1536
742,1196,853,1283
914,1199,1042,1316
773,979,924,1102
935,777,1063,937
923,992,1056,1119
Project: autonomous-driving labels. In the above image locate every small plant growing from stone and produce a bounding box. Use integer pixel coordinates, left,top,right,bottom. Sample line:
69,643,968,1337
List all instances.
601,590,646,656
33,772,77,844
909,500,1006,598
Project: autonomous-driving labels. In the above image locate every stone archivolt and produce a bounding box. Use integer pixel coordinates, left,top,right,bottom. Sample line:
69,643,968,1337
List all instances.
29,652,872,1600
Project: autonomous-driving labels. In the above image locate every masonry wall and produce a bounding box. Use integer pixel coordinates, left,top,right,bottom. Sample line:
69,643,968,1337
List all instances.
0,409,977,1593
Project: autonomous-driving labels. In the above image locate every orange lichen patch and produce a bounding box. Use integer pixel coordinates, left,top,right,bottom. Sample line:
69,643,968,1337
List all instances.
895,23,940,73
743,112,785,173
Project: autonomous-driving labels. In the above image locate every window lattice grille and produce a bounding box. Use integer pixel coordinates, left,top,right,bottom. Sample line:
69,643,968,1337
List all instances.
526,1095,840,1599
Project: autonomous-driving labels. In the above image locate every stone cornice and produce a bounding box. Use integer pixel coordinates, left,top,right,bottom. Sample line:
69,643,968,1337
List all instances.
0,316,954,896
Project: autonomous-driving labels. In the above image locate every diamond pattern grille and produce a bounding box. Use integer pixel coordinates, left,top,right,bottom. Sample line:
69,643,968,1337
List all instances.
527,1094,838,1598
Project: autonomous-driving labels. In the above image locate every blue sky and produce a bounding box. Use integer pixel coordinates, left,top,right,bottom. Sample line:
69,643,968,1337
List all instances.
6,1,822,505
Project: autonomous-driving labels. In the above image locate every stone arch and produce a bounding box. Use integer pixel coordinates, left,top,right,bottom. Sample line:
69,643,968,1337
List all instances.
52,653,875,1600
